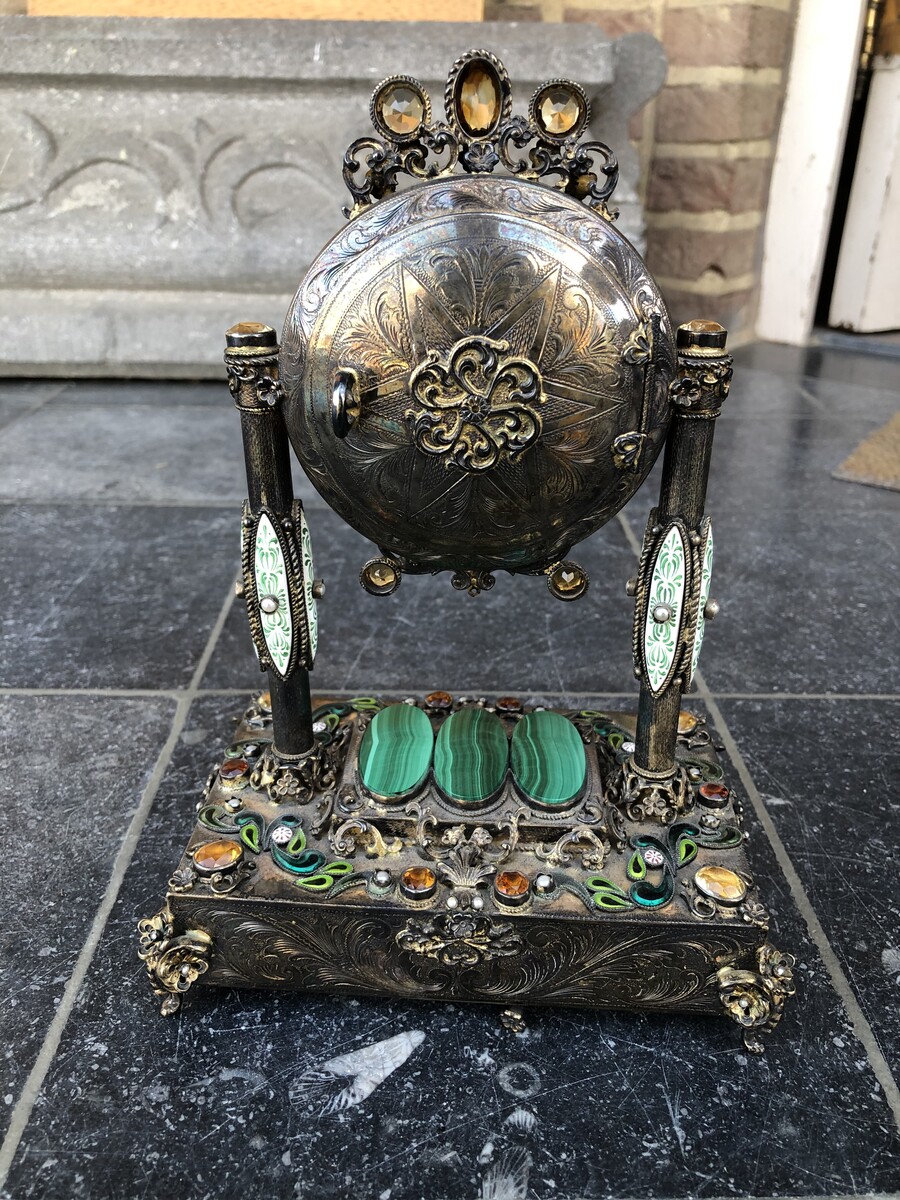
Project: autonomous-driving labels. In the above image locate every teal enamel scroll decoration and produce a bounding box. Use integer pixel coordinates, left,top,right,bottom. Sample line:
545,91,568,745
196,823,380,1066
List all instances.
643,524,687,693
241,500,317,677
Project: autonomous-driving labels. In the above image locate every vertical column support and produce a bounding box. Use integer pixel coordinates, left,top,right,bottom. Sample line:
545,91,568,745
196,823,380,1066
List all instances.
621,320,732,822
225,322,315,759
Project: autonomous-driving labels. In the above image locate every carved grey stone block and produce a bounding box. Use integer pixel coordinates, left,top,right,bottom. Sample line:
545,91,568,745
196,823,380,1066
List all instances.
0,16,666,377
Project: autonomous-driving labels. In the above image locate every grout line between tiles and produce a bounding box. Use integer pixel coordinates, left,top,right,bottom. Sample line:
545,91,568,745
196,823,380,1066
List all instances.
0,580,237,1190
617,510,900,1132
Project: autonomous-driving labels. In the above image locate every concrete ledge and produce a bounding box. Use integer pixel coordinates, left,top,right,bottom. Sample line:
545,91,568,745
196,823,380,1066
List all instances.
0,16,666,377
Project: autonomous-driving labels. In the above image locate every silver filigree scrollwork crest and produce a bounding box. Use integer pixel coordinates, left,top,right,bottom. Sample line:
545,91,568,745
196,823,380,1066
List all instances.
342,50,619,219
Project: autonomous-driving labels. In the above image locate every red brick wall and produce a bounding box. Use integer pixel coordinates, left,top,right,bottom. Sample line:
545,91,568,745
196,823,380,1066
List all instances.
485,0,797,341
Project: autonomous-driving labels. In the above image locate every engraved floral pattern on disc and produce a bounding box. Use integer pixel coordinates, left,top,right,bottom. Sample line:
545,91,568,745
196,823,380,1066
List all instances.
285,178,676,572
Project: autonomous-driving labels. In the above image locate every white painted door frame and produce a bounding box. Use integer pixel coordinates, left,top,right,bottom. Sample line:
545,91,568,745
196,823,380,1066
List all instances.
756,0,869,345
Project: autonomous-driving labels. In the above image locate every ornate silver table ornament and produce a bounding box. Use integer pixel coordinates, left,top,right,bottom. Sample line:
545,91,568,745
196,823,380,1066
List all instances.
140,51,794,1052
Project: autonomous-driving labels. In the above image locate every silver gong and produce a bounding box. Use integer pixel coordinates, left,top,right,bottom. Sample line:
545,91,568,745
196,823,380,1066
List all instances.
281,175,676,575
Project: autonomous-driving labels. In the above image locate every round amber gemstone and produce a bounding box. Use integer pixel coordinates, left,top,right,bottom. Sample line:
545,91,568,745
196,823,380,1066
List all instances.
694,865,746,905
379,83,425,136
678,711,699,735
400,865,437,898
220,758,249,780
192,839,243,873
361,559,400,596
548,562,588,601
257,691,272,712
699,782,730,807
458,62,501,134
425,691,453,710
495,696,522,713
494,870,530,902
537,85,581,136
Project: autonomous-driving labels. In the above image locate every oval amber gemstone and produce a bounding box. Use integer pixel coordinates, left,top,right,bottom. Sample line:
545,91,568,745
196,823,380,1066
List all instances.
699,782,730,807
359,702,434,799
434,707,508,804
457,60,501,135
494,870,530,902
361,559,400,596
220,758,249,780
379,83,424,136
694,865,746,905
548,562,588,601
425,690,453,711
192,839,243,873
678,711,699,735
401,865,437,899
537,85,581,137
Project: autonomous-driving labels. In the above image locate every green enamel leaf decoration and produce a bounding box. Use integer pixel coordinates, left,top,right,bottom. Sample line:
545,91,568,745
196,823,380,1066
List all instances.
691,525,714,677
299,509,318,664
677,836,698,866
643,524,687,694
296,861,354,891
254,514,293,676
237,816,263,853
585,875,634,911
286,825,307,856
197,804,240,834
627,850,646,881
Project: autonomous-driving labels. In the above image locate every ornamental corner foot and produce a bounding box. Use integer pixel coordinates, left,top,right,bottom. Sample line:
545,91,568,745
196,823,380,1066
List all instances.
500,1007,527,1034
717,941,796,1054
137,903,212,1017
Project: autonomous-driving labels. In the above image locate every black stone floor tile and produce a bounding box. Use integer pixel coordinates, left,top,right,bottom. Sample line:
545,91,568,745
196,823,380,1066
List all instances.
0,404,245,505
718,697,900,1069
721,363,900,423
0,505,238,689
0,381,64,432
4,694,900,1200
734,340,900,395
202,507,641,696
0,693,175,1143
691,414,900,696
51,380,225,407
0,398,324,508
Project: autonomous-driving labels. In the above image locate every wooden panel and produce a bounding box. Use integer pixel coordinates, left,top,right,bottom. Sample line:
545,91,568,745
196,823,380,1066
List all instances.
28,0,482,17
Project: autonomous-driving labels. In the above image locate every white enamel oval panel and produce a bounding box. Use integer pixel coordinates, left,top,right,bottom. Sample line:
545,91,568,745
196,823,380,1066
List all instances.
299,509,318,664
691,524,714,677
643,524,687,694
254,513,293,676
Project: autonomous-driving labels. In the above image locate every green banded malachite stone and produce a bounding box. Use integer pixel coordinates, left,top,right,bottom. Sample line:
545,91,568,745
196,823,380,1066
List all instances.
511,710,586,806
434,708,508,805
359,703,434,799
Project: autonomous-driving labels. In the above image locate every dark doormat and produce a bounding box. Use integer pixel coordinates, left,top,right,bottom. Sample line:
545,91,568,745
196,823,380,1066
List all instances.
834,411,900,491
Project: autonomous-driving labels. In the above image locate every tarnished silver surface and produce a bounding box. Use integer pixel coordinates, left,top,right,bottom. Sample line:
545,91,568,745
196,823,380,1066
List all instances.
282,176,676,575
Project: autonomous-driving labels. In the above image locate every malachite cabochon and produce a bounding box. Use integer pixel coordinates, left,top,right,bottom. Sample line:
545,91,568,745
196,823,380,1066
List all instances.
434,707,509,805
511,710,587,807
359,703,434,799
